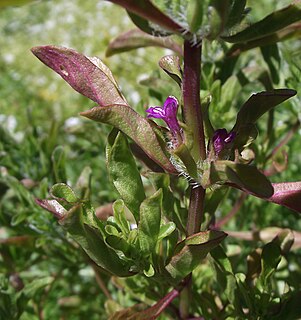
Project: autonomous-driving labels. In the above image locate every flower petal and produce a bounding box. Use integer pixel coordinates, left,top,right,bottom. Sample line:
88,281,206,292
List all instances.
146,106,166,119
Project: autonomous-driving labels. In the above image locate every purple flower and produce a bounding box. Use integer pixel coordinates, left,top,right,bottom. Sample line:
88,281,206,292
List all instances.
212,128,236,155
146,96,181,134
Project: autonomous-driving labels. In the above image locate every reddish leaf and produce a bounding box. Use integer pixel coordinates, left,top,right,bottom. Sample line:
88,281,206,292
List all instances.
107,0,186,36
106,29,182,57
267,182,301,213
31,45,127,106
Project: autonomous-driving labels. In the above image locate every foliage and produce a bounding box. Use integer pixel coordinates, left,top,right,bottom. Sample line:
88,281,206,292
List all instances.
1,0,301,319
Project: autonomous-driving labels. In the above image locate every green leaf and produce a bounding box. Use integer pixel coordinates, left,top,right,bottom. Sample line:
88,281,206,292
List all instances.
159,55,182,86
81,105,177,174
232,89,296,148
225,0,247,30
227,23,301,57
222,2,301,43
59,204,135,277
106,29,182,57
206,0,230,40
186,0,204,33
261,44,281,84
210,246,242,312
158,222,176,241
113,199,130,235
31,45,127,106
165,230,227,284
107,131,145,222
233,89,296,130
138,189,162,255
50,183,78,203
258,242,282,290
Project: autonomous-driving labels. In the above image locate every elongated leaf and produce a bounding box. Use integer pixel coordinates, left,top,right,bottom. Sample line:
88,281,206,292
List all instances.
81,105,177,174
59,204,135,277
227,23,301,57
107,0,186,36
208,161,274,198
106,29,182,57
31,45,127,106
165,230,227,284
138,189,162,254
222,2,301,43
233,89,296,131
107,131,145,221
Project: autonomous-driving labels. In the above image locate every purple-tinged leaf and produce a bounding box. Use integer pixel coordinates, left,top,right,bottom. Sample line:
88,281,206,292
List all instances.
80,105,177,174
208,161,274,198
266,182,301,214
31,45,127,106
106,29,182,57
35,199,66,219
165,230,227,284
107,0,187,36
222,2,301,43
109,288,180,320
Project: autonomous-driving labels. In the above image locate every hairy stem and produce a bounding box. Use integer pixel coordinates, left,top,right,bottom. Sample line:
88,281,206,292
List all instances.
180,40,206,319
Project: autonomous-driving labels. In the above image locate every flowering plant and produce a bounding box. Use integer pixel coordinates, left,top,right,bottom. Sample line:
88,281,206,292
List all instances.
30,1,301,319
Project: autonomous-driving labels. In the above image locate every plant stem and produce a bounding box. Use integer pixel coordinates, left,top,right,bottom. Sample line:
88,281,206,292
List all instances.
180,40,206,319
182,39,206,161
187,186,206,236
